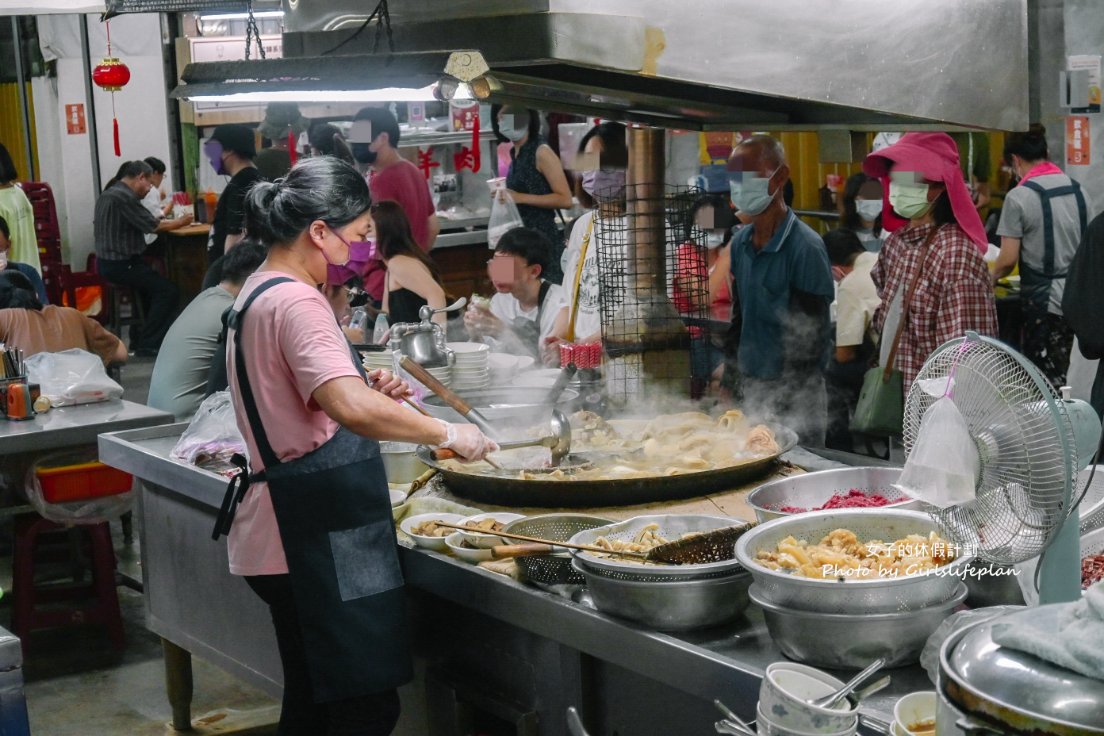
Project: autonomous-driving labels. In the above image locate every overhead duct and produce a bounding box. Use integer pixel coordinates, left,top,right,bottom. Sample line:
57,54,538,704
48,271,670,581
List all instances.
254,0,1030,131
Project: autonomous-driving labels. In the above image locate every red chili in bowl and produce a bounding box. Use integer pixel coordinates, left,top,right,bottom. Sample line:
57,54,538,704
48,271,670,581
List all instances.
780,489,901,514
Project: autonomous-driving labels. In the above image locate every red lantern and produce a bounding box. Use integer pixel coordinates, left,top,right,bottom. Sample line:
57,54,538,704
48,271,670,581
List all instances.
91,57,131,92
91,22,130,157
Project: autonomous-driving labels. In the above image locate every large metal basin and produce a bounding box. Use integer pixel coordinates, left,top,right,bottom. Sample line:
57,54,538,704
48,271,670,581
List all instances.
746,466,919,523
735,509,974,614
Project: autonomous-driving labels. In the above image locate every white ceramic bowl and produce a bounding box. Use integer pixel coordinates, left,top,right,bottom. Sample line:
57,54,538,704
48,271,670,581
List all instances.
399,512,467,551
759,662,857,734
389,486,407,507
893,691,937,735
445,532,494,563
755,704,856,736
458,512,526,548
448,341,490,355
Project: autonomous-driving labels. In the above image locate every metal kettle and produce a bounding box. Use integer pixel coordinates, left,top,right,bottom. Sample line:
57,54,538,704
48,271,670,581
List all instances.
389,297,467,368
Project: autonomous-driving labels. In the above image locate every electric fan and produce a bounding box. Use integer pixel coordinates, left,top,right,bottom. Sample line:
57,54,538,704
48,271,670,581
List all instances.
901,332,1102,603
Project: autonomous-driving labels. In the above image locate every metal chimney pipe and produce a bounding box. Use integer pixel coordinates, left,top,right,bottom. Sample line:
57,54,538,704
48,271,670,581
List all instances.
626,126,666,298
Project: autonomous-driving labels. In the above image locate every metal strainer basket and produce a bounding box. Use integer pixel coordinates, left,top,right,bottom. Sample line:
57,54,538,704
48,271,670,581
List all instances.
568,515,749,581
503,514,611,586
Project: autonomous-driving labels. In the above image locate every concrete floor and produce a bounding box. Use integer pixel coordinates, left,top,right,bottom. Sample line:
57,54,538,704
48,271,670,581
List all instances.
1,354,282,735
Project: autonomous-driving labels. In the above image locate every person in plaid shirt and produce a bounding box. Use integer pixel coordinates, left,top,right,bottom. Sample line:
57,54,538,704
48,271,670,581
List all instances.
863,133,998,390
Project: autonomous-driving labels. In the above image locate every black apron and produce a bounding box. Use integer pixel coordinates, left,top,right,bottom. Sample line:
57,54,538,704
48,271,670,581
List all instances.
1019,178,1088,315
212,276,412,702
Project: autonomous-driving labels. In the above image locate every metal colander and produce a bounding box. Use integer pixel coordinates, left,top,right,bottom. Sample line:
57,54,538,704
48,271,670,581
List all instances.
905,336,1083,565
733,509,973,613
503,514,611,586
568,515,747,581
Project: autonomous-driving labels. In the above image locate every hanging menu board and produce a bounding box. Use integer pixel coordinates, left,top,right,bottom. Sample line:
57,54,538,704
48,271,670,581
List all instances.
106,0,245,16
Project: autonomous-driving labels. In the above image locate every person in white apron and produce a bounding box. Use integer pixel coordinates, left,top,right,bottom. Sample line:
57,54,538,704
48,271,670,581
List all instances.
212,157,496,735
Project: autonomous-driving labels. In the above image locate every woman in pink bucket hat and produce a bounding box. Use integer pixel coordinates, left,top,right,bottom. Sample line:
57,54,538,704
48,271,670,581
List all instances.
862,132,998,390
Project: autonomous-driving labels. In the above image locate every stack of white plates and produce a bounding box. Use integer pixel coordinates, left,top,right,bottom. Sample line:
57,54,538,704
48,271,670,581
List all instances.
448,341,491,390
361,349,396,373
423,364,452,387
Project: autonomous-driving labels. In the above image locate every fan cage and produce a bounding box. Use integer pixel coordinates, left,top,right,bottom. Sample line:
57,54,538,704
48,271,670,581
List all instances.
903,336,1079,565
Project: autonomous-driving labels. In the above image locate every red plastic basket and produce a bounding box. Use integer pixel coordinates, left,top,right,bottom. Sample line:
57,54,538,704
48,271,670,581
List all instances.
35,461,133,503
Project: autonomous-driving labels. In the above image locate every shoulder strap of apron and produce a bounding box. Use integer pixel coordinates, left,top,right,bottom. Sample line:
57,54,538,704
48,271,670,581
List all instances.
211,276,295,541
1021,179,1086,278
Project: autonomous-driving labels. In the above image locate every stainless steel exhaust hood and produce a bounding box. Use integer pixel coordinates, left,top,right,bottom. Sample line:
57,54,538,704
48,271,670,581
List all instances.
174,0,1029,131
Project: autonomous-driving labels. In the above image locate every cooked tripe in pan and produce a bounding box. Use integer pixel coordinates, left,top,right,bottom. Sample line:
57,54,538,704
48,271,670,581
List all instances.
440,410,782,481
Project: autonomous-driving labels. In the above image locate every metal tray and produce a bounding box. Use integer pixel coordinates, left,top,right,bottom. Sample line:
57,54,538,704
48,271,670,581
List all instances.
414,425,798,508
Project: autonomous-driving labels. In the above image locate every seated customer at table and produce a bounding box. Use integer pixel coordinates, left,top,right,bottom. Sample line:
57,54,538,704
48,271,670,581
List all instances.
464,227,567,364
0,215,48,304
0,270,126,366
148,242,266,419
374,200,447,327
94,159,192,355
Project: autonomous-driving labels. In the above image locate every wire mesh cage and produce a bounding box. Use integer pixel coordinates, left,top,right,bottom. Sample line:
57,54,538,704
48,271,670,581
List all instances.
594,184,714,407
904,336,1079,565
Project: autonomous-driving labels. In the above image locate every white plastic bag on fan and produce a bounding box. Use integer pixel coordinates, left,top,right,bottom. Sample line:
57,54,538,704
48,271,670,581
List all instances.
171,391,246,467
896,396,979,507
487,190,524,248
25,349,123,406
25,447,133,524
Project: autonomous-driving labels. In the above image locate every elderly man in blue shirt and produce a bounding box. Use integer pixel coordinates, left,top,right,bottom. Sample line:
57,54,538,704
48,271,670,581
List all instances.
726,135,835,445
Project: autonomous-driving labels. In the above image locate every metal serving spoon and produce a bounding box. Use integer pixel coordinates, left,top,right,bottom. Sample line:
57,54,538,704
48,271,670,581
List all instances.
810,657,886,709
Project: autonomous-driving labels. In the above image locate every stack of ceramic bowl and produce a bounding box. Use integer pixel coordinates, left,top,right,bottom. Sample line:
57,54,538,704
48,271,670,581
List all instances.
422,364,452,387
447,342,490,390
757,662,858,736
361,348,397,374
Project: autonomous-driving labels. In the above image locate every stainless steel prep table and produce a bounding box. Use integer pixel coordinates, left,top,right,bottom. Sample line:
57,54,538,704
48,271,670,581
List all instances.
100,423,930,735
0,400,173,456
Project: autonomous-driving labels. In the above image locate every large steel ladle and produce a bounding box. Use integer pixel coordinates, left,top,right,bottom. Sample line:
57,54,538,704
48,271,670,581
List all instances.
434,409,572,466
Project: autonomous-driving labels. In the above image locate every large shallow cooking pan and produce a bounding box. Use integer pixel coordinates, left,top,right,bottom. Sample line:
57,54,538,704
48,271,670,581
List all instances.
414,424,798,508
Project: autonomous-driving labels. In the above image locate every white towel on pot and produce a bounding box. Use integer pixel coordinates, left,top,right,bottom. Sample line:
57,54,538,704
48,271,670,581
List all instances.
990,582,1104,680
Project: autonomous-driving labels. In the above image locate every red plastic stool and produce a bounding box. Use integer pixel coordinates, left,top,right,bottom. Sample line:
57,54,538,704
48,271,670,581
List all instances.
10,515,125,655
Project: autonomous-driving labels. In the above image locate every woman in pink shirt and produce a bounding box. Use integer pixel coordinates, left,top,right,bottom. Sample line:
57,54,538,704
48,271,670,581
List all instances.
213,157,495,735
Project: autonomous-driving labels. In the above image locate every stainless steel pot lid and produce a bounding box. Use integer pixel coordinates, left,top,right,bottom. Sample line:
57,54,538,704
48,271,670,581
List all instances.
941,615,1104,734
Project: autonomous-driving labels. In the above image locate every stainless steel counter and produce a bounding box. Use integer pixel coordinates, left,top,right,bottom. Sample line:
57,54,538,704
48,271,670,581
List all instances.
100,423,929,735
0,400,173,456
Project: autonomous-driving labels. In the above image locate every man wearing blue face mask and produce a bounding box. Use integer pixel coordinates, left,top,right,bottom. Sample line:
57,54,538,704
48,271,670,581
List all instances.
725,135,835,445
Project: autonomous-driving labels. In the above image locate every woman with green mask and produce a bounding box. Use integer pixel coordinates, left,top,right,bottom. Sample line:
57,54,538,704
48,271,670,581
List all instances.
860,132,998,393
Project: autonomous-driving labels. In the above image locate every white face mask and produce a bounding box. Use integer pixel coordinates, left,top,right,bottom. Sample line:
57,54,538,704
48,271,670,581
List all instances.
855,198,883,222
0,251,7,269
703,230,727,249
729,165,781,217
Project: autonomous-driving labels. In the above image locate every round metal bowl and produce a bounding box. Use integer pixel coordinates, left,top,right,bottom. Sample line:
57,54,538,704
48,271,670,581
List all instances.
380,442,429,484
573,559,752,631
751,582,967,669
420,388,579,429
747,466,920,523
734,509,975,614
569,515,749,579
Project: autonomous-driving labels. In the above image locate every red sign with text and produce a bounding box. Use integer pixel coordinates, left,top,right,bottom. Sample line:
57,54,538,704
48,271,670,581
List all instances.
1067,116,1091,165
65,104,86,135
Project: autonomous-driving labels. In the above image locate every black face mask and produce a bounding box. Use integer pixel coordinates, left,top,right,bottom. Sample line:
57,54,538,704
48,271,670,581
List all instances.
352,143,377,165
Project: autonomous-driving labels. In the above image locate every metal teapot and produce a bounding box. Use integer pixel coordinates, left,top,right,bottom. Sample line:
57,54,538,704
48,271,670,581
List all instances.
389,297,467,368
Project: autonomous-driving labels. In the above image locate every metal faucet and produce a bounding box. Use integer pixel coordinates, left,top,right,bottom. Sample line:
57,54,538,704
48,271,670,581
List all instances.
389,297,468,369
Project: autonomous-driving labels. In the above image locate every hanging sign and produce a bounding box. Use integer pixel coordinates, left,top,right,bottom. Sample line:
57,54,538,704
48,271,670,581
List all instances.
65,104,86,135
1067,116,1091,166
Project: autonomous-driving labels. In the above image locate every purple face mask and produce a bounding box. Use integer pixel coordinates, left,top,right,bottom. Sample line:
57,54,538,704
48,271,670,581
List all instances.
204,140,226,176
325,230,376,286
581,169,626,202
